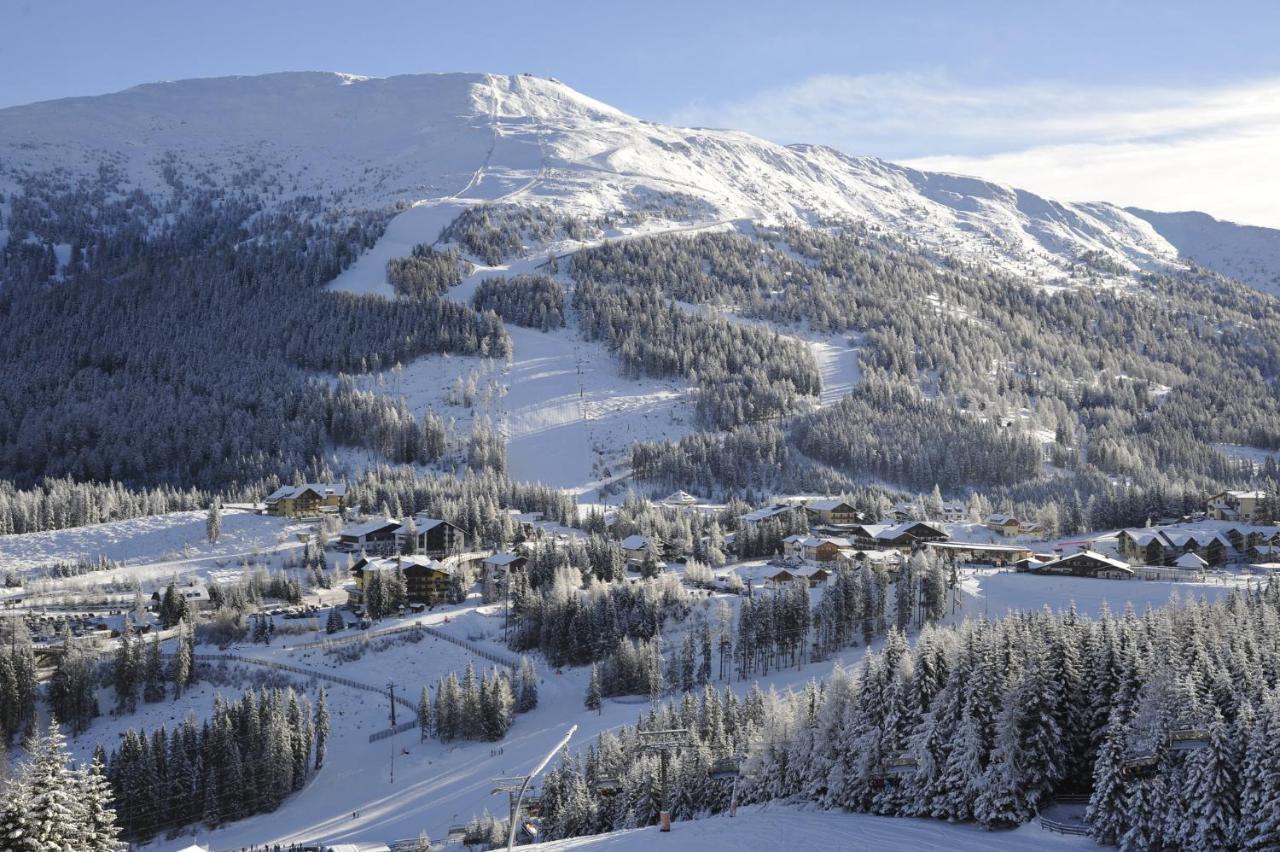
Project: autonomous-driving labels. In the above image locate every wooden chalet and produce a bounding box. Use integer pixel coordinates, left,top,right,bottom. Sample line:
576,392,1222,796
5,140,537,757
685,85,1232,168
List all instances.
1029,550,1134,580
804,499,861,526
264,483,345,517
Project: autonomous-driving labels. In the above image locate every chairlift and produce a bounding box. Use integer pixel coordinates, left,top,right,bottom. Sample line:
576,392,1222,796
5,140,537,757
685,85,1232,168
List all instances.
710,756,741,780
595,776,623,796
1168,727,1210,751
1119,753,1158,779
883,752,918,777
446,823,467,842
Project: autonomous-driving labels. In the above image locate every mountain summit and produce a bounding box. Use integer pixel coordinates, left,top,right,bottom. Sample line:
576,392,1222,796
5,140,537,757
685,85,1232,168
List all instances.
0,70,1222,284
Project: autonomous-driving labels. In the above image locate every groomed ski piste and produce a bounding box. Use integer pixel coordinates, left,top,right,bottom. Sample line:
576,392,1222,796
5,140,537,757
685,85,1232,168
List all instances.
513,803,1092,851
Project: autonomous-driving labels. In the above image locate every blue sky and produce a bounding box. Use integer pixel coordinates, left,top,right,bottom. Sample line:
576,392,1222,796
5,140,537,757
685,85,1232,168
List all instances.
5,0,1279,225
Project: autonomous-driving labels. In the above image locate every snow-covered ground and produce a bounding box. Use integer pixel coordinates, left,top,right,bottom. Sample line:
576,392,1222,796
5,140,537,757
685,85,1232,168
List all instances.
0,510,305,581
518,803,1091,851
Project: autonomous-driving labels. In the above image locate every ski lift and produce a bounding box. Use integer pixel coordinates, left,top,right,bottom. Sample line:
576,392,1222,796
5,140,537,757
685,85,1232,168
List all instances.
710,756,741,780
523,794,544,816
883,752,918,777
1119,753,1158,779
1168,727,1210,751
595,776,622,796
446,823,468,842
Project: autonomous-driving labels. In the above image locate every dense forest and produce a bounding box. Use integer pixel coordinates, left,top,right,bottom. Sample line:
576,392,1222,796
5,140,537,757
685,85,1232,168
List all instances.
0,170,508,490
535,583,1280,851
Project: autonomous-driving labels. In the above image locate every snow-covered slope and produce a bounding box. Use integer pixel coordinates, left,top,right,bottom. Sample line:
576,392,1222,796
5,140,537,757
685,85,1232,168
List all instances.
1127,207,1280,296
0,71,1185,283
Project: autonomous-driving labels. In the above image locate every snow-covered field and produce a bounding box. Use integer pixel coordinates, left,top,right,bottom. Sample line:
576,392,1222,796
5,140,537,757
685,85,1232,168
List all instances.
518,803,1091,851
0,510,305,581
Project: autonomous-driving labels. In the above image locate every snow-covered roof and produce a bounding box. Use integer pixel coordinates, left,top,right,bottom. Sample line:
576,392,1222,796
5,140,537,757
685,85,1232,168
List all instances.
410,514,450,531
985,513,1018,525
876,522,945,540
485,553,525,566
266,482,346,501
661,490,698,505
782,534,807,544
740,503,795,523
1039,550,1132,573
1121,529,1163,546
620,535,650,551
1174,552,1209,569
1160,529,1228,548
806,498,853,512
343,518,400,538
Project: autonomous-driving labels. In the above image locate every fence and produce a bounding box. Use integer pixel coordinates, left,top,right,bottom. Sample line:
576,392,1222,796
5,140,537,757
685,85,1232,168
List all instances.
369,719,420,743
286,620,517,671
1038,795,1091,837
175,652,417,712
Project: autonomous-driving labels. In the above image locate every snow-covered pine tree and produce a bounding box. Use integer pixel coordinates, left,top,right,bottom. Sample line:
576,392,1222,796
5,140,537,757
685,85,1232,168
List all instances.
586,663,603,713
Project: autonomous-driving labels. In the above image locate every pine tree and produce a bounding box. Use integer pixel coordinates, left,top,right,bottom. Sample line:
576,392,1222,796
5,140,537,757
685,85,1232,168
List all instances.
80,754,122,852
326,606,344,634
586,664,603,713
207,498,222,544
1086,711,1128,845
1178,713,1239,849
516,656,538,713
418,686,432,742
315,687,330,770
22,719,86,850
142,635,165,703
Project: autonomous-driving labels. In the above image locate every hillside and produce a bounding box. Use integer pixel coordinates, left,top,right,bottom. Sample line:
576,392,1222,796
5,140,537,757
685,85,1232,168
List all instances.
2,72,1280,509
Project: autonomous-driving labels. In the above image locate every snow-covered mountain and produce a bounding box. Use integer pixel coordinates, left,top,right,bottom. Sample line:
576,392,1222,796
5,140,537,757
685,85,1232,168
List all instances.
1127,207,1280,297
0,71,1199,284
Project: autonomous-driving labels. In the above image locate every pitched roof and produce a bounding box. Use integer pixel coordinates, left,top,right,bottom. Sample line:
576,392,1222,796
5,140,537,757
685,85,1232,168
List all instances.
343,518,401,538
267,482,346,501
484,553,525,566
806,498,854,512
740,503,795,523
1038,549,1132,573
1174,552,1209,569
985,513,1018,525
620,534,651,551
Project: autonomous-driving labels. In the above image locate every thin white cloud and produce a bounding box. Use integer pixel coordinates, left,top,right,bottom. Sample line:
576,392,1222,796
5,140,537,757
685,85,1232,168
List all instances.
667,73,1280,228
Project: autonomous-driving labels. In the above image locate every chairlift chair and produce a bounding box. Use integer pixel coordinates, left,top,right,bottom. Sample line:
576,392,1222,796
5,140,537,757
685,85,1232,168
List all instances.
710,756,741,780
446,824,467,842
595,776,623,796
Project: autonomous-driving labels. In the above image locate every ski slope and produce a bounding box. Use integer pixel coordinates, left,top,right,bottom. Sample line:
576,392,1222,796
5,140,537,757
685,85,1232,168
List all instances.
519,804,1091,851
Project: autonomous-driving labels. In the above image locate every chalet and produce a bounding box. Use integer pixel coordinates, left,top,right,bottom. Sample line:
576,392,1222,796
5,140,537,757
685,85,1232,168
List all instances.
766,568,801,587
1207,490,1270,522
1030,550,1134,580
264,483,345,517
338,518,402,555
396,515,465,558
621,534,659,567
782,534,808,560
804,499,861,526
984,513,1023,537
801,536,849,563
801,566,832,587
1117,530,1167,565
484,552,528,576
661,490,699,507
873,521,949,550
837,548,904,572
941,502,967,522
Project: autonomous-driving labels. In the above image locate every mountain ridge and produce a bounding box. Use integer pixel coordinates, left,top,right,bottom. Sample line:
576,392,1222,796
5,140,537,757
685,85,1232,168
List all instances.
1,69,1238,289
